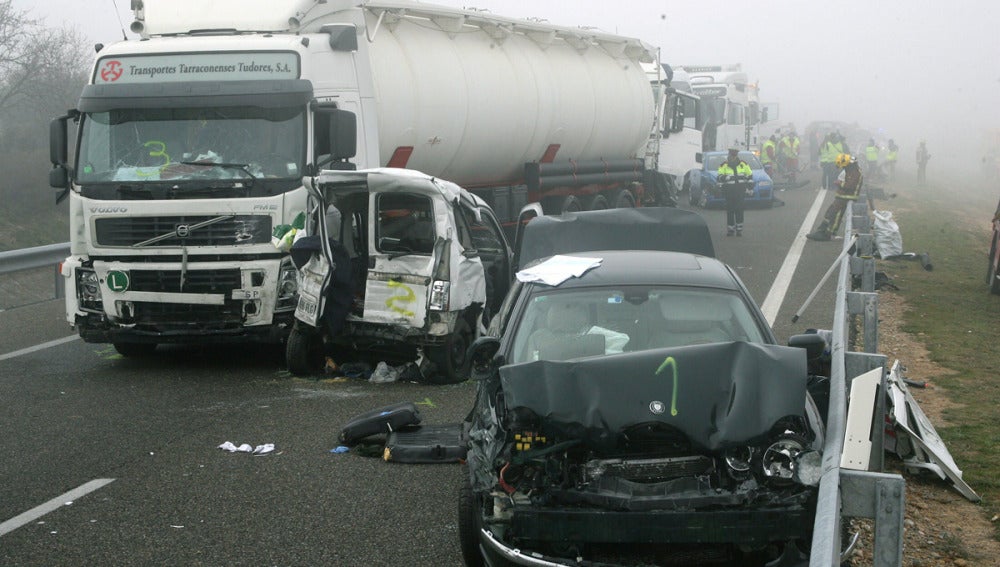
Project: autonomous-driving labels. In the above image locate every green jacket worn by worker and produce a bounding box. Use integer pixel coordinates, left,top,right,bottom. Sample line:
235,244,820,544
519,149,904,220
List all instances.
781,135,799,158
865,144,879,162
820,140,843,164
718,160,753,184
761,138,776,164
886,145,898,162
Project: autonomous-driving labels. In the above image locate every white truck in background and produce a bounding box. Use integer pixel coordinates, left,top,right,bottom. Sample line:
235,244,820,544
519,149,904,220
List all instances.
48,0,666,355
678,64,772,153
647,63,703,193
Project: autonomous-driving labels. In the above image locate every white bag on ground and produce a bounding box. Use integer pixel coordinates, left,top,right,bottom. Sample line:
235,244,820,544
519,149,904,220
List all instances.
873,210,903,258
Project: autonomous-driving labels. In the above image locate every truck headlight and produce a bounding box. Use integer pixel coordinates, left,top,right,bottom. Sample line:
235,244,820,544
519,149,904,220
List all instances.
275,264,299,311
429,280,450,311
76,268,102,308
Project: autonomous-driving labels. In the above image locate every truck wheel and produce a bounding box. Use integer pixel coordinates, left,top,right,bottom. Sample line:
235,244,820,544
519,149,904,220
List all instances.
426,318,472,384
458,473,486,567
681,172,692,193
611,189,636,208
585,194,609,211
286,323,324,376
113,342,157,357
541,195,582,215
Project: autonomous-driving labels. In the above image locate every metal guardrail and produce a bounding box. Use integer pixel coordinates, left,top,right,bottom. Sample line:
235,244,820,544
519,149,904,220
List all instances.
0,242,70,301
809,198,905,566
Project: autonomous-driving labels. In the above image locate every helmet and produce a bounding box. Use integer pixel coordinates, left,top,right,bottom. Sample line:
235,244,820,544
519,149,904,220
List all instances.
835,153,853,168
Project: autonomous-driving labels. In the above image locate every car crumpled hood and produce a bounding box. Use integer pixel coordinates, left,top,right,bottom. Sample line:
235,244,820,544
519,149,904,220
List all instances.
499,341,807,453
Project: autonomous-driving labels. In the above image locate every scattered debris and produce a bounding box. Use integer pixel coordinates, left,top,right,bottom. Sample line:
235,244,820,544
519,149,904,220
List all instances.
383,424,466,464
339,402,421,445
218,441,275,455
885,360,980,502
330,446,350,454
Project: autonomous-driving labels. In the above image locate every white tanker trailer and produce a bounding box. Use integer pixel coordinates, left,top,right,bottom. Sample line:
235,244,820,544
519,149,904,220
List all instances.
48,0,666,354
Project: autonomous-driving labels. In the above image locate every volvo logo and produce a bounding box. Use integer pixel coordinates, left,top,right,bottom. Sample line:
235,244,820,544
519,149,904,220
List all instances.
175,224,190,238
649,401,666,415
89,207,128,214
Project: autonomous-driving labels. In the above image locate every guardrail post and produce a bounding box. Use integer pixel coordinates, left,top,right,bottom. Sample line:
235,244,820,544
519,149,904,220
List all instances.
840,470,905,566
847,291,878,354
851,201,870,233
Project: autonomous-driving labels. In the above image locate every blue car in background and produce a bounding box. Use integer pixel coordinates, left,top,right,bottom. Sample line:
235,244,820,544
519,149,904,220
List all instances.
689,151,775,208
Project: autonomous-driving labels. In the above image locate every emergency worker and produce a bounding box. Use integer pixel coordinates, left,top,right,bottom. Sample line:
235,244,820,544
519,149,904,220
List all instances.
819,133,843,190
781,130,800,183
807,153,863,241
916,141,931,185
717,148,753,236
761,135,778,174
865,139,880,176
886,139,899,181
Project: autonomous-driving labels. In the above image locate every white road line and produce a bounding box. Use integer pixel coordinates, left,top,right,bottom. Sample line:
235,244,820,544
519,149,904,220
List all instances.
0,335,80,362
760,188,829,326
0,478,115,537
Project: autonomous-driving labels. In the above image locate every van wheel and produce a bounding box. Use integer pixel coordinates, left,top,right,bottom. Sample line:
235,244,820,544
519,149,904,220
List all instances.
113,342,157,357
458,473,486,567
426,318,471,384
286,323,324,376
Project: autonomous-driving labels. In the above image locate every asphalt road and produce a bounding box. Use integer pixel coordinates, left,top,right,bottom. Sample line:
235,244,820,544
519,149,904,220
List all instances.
0,173,848,566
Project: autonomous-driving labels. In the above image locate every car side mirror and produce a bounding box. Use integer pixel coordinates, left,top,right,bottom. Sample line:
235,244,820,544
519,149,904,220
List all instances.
467,336,502,380
788,333,827,360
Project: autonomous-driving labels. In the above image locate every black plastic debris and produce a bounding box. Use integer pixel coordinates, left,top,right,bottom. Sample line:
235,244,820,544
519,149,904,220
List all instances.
384,424,466,464
339,402,421,445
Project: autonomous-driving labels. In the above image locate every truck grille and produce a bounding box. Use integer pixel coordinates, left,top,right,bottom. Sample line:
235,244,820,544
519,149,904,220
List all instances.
132,302,244,326
129,269,242,294
95,215,272,247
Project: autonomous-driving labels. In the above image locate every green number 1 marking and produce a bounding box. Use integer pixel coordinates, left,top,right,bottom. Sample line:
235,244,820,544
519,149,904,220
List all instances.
655,356,679,416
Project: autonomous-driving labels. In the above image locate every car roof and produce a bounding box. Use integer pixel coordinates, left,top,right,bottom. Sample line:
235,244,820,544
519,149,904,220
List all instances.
529,250,742,291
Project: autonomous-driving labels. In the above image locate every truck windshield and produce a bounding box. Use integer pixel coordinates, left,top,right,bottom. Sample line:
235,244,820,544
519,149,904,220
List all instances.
76,106,305,184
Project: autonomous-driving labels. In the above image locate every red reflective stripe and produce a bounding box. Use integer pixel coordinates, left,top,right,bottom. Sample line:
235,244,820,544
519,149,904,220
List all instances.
386,146,414,168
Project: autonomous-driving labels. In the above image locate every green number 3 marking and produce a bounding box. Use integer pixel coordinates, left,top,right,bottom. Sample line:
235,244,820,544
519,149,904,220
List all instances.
655,356,679,416
137,140,171,178
385,281,416,318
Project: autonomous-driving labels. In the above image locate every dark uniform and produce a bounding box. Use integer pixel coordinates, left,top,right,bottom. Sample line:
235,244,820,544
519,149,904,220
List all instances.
717,149,753,236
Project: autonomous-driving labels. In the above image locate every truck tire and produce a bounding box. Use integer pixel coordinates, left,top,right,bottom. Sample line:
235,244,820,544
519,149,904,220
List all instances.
584,193,609,211
541,195,582,215
113,342,157,357
458,474,486,567
426,318,472,384
611,188,636,208
285,323,324,376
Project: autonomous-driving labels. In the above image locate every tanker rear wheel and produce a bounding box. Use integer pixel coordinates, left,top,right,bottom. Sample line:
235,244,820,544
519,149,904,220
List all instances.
541,195,583,215
611,189,636,208
584,194,609,211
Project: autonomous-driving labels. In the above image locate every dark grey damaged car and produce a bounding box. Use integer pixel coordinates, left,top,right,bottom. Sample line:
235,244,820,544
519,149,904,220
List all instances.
458,208,829,567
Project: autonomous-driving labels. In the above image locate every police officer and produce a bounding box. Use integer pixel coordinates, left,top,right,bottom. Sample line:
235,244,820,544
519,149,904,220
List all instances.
820,132,844,190
718,148,753,236
761,134,778,175
807,153,863,241
886,139,899,181
865,138,881,177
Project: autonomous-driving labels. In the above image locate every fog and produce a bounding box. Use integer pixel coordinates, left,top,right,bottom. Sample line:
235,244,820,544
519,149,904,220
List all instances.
16,0,1000,177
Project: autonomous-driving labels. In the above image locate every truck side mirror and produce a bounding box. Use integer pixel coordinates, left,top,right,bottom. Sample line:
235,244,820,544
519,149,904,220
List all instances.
695,152,703,164
49,165,69,189
328,109,357,161
50,116,68,166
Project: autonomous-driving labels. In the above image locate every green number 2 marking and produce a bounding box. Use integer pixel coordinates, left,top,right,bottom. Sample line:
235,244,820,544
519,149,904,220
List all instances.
655,356,679,416
137,140,171,177
385,281,416,318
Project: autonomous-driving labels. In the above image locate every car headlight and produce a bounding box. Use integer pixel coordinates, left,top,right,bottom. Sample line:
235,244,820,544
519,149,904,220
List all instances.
758,180,773,189
724,446,755,479
760,434,807,485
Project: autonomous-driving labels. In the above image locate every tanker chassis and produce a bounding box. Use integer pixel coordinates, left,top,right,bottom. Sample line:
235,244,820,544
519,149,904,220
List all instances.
49,0,668,354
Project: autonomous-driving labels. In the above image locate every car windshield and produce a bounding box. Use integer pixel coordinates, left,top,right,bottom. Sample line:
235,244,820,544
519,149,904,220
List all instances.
509,286,767,364
76,106,305,183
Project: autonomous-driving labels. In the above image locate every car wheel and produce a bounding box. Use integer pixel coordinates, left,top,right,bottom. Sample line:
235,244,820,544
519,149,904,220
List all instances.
426,318,472,384
458,473,486,567
113,342,157,357
285,322,324,376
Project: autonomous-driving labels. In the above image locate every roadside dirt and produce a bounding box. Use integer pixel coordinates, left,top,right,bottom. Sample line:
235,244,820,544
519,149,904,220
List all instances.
847,285,1000,566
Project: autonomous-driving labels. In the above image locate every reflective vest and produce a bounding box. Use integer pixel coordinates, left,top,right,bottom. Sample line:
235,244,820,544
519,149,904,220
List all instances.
887,148,898,162
865,145,879,161
761,139,776,164
820,141,843,163
781,136,799,158
718,160,753,183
